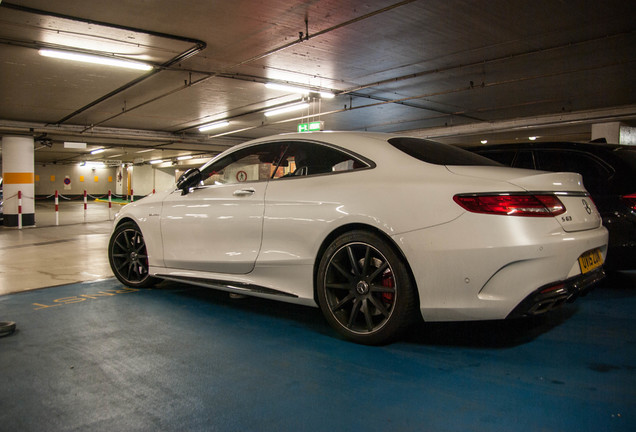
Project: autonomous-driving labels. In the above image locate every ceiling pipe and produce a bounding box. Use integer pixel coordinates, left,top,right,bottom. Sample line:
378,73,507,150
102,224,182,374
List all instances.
340,31,634,96
143,29,636,133
55,48,206,127
0,2,207,126
404,105,636,139
5,1,631,147
229,0,418,68
57,0,420,132
183,56,636,137
0,2,206,46
0,119,231,147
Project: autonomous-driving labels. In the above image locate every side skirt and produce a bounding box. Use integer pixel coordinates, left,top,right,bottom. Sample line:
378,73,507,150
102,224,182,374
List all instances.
155,274,299,298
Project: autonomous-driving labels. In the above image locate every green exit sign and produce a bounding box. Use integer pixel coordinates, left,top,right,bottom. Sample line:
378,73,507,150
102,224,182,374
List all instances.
297,121,324,132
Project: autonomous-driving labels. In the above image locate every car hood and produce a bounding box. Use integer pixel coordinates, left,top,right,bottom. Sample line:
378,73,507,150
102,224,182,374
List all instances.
447,165,602,232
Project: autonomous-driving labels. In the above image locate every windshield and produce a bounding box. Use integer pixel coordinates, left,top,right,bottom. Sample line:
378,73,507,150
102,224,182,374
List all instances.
389,137,501,166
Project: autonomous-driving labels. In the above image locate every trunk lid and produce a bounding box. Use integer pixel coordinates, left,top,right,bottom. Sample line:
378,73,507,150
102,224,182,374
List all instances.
447,166,603,232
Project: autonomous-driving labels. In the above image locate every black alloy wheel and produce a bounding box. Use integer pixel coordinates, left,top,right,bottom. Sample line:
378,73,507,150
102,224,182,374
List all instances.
108,221,157,288
317,230,417,345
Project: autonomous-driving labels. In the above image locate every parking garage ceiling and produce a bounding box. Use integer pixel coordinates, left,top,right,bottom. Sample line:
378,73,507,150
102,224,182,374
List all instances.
0,0,634,165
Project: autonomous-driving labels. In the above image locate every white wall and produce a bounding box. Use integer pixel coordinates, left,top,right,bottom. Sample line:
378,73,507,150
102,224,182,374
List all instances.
35,164,117,197
131,165,153,196
130,165,178,196
34,164,178,197
155,167,178,193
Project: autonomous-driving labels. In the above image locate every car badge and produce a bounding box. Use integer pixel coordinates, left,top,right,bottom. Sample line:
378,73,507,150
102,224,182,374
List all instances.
582,199,592,215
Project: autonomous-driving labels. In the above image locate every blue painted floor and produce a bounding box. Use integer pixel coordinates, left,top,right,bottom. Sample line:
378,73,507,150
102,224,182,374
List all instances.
0,278,634,431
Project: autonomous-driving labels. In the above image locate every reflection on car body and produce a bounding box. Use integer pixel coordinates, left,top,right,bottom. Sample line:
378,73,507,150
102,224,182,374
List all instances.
109,132,608,344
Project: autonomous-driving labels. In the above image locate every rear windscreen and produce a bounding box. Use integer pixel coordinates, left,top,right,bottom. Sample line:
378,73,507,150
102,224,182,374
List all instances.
615,148,636,171
389,137,501,166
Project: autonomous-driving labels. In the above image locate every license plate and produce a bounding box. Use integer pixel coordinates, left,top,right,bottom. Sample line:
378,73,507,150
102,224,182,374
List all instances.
578,249,603,274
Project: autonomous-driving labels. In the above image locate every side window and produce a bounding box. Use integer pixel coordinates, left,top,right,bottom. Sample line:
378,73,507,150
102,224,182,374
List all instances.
200,143,286,186
272,141,369,179
534,150,611,194
477,150,517,166
512,151,535,169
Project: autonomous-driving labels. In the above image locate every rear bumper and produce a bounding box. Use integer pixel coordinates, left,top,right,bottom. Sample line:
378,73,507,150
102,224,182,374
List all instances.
507,268,606,319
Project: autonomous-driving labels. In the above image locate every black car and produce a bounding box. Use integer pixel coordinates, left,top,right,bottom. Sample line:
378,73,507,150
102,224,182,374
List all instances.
466,142,636,271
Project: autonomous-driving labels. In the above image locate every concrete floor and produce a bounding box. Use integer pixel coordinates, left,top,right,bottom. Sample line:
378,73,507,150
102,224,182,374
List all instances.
1,200,635,431
0,201,117,295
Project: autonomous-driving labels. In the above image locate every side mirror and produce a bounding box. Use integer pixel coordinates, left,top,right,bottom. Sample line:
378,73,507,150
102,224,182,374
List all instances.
177,168,202,195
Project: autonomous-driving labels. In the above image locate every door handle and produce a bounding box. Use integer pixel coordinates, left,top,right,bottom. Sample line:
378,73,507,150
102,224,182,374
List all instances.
233,188,255,197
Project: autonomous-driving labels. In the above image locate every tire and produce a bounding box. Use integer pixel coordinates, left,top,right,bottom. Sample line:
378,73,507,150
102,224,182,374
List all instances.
316,230,417,345
108,221,158,288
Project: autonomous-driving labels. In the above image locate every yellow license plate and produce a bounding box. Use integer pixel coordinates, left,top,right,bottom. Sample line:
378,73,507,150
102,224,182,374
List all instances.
578,249,603,274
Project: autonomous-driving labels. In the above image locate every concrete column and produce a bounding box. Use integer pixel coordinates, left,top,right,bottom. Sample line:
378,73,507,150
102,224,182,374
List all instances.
619,125,636,145
2,136,35,227
591,122,621,144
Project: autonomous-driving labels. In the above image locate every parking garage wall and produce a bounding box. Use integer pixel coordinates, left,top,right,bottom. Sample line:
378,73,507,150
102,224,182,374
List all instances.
154,167,178,193
133,165,178,195
35,164,117,196
33,164,177,197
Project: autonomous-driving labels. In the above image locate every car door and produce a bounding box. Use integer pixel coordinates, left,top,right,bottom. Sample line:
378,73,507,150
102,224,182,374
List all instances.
259,140,373,267
160,142,286,274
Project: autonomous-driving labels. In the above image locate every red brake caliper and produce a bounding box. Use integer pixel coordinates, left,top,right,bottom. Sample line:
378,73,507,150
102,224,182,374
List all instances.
381,270,394,304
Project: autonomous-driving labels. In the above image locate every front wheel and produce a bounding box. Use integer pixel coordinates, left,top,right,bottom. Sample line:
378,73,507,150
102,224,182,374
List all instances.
108,221,158,288
316,230,418,345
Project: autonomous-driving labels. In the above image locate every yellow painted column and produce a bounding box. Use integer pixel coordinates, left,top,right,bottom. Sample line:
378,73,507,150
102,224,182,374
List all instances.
2,136,35,227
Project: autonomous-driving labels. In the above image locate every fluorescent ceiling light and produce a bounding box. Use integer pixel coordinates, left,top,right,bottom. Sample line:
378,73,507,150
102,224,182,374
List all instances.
90,148,105,155
81,161,105,168
266,83,310,94
265,83,335,99
481,140,488,144
264,102,310,117
198,121,230,132
136,148,154,153
149,159,164,164
177,155,193,160
529,136,538,141
64,141,87,149
39,49,153,71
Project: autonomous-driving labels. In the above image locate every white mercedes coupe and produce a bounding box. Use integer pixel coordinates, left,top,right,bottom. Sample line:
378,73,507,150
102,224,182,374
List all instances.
109,132,608,344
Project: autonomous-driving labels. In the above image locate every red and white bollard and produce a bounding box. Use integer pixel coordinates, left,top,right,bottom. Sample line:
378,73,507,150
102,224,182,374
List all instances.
83,190,88,221
18,190,23,230
108,190,112,219
55,190,59,226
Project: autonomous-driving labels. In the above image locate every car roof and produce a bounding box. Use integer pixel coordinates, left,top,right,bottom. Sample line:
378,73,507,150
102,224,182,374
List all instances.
466,140,636,163
463,141,630,152
214,131,415,164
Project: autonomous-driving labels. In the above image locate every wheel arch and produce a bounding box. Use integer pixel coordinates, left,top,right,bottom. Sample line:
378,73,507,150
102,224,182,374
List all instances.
312,223,419,307
114,216,137,228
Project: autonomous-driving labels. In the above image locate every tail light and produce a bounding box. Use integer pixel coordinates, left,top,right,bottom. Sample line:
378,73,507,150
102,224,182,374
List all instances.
453,193,566,217
622,193,636,211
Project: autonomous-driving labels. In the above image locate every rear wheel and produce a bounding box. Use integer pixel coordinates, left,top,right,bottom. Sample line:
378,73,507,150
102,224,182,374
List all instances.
316,230,417,345
108,221,158,288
